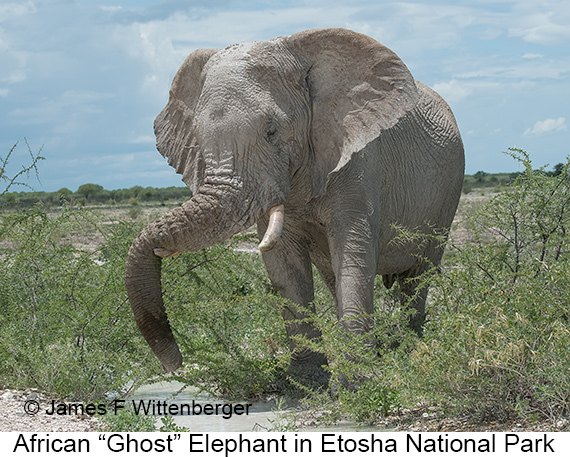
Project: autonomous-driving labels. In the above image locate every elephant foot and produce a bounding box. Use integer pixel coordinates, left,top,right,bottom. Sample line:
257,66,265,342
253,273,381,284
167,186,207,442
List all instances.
408,311,426,338
286,352,330,392
330,372,371,397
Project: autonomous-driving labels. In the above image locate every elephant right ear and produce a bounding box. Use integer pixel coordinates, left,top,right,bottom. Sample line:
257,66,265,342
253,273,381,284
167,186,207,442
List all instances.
284,28,419,197
169,48,218,103
154,48,218,192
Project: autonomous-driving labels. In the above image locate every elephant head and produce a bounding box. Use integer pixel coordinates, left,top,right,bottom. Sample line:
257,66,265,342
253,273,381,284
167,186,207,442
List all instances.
126,28,420,372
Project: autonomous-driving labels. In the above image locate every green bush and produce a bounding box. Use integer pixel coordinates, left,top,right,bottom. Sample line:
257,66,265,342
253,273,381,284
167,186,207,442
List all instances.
99,406,157,432
0,205,288,402
0,205,158,400
160,239,289,399
1,142,286,404
406,149,570,422
99,407,189,432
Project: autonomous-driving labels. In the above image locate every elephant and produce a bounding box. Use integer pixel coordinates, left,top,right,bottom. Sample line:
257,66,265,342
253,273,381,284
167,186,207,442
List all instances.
125,28,464,383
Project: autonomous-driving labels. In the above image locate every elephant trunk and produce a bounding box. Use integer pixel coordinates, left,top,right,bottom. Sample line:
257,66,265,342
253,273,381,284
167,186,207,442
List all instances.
125,245,181,371
126,187,285,371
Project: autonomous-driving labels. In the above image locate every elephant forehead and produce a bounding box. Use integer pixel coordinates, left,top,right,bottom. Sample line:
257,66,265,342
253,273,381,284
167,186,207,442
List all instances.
206,41,257,74
201,48,261,100
197,79,269,123
205,40,291,84
196,40,301,128
200,70,278,118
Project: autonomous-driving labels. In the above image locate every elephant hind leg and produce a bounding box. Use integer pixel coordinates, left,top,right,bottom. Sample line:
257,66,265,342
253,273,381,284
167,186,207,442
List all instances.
398,237,446,336
398,275,428,337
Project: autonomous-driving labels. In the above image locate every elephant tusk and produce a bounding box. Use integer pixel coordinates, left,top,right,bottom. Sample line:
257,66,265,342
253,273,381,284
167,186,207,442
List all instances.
258,204,285,253
154,248,183,258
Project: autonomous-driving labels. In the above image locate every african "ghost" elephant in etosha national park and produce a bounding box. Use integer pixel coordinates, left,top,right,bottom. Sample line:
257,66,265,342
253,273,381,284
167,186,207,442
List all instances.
125,28,464,384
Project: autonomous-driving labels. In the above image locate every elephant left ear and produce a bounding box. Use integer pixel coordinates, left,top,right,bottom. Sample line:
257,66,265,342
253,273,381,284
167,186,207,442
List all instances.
284,28,419,197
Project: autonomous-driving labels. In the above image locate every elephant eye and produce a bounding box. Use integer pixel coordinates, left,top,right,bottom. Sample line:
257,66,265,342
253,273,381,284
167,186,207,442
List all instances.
264,122,278,144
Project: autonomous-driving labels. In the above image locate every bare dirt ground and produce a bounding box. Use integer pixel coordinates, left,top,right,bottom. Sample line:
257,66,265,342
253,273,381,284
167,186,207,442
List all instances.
391,408,567,432
0,389,99,432
3,387,564,432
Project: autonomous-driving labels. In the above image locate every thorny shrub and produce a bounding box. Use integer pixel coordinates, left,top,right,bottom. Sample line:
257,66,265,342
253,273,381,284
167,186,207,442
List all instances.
405,149,570,423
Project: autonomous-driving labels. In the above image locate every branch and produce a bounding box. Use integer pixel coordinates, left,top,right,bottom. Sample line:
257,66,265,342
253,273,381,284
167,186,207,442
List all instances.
0,140,45,197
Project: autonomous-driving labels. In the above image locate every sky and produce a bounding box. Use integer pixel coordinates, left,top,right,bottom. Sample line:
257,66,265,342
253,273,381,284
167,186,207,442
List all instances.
1,0,569,192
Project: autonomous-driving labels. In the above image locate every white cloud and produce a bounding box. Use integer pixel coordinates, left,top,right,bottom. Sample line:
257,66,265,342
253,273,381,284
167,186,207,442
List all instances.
345,2,488,55
90,152,136,167
432,79,501,104
432,80,473,104
0,1,36,22
524,117,567,137
8,90,113,125
508,1,570,45
510,18,570,46
455,58,570,81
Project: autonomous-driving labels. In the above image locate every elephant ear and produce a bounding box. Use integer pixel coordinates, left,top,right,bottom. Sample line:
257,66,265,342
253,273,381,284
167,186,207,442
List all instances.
285,28,419,197
154,48,218,193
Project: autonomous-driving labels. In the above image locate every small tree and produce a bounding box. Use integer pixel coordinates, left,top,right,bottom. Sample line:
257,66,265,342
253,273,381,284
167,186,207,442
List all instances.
473,170,488,183
551,163,564,177
57,187,72,196
77,183,104,202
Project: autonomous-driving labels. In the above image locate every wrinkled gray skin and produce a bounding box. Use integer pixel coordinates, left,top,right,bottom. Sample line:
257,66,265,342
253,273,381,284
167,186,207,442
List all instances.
126,28,464,382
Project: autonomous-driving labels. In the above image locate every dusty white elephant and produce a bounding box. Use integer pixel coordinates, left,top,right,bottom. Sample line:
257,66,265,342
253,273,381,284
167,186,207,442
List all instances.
126,28,464,383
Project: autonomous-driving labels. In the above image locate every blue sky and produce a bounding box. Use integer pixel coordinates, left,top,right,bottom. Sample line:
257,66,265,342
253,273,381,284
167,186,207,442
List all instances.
1,0,569,191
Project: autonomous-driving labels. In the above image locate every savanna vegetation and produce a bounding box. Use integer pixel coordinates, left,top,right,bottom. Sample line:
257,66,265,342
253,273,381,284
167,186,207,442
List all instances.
1,141,569,431
0,181,192,209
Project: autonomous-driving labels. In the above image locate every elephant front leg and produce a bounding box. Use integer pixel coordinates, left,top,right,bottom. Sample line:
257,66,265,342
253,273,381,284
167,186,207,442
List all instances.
257,221,329,387
330,231,378,335
328,229,379,389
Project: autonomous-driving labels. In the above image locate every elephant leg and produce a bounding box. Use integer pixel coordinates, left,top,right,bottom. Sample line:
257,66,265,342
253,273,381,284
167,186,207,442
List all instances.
257,222,329,385
398,275,428,337
309,241,337,308
330,236,377,335
399,241,444,336
327,231,378,391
